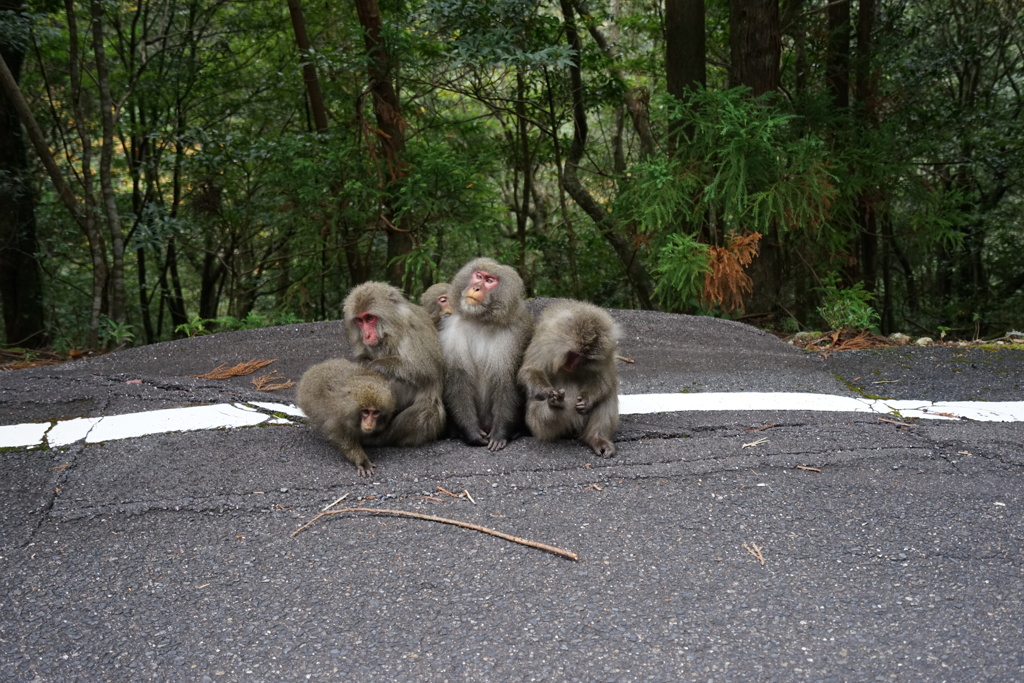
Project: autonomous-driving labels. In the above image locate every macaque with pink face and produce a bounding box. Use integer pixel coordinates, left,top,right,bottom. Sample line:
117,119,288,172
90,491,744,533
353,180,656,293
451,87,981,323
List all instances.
440,257,534,451
342,282,446,449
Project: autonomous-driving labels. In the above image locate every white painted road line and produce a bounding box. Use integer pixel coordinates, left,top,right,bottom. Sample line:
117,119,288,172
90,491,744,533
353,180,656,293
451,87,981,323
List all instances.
2,393,1023,450
619,392,1024,422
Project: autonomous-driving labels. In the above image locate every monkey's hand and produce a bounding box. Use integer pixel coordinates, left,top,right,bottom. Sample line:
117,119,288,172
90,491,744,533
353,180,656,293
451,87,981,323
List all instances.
536,387,566,408
367,356,401,377
487,436,508,452
575,395,591,415
355,460,376,477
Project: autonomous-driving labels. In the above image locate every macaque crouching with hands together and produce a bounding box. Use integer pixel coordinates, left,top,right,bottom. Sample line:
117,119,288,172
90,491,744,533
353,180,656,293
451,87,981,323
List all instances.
518,300,620,457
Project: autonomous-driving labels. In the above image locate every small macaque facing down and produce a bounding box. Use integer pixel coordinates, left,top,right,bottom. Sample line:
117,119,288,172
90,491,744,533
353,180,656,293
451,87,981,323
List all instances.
440,257,534,451
420,283,452,328
343,281,446,446
297,358,395,477
518,300,620,457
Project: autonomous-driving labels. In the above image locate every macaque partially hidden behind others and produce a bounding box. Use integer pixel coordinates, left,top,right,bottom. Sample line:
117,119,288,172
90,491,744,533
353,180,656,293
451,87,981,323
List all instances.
518,299,621,458
297,358,395,477
420,282,452,329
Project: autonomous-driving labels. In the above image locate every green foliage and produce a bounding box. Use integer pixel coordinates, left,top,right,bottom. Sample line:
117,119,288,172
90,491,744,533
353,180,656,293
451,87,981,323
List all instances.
422,0,573,68
816,278,880,332
652,233,711,311
175,311,304,338
9,0,1024,350
174,314,209,339
617,87,839,312
655,87,839,235
99,316,136,348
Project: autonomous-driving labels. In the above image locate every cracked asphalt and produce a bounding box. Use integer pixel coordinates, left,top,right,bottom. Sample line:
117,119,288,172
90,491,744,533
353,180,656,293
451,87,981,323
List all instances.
1,307,1022,681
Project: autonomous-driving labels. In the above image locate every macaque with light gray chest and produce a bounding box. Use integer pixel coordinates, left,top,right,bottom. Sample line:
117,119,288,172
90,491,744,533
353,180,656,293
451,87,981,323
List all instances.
517,300,620,457
440,257,534,451
343,281,446,447
297,358,395,477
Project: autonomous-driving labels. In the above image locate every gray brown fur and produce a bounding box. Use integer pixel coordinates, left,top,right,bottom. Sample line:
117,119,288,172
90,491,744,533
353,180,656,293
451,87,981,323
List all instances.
342,281,446,446
440,257,534,451
420,282,452,328
518,299,620,457
297,358,396,477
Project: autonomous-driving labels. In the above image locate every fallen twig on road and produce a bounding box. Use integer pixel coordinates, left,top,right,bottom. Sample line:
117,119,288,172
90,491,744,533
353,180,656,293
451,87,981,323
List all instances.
744,542,766,566
291,506,579,561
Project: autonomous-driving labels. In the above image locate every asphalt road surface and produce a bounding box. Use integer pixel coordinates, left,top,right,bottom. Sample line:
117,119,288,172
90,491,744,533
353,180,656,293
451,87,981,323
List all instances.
1,306,1022,682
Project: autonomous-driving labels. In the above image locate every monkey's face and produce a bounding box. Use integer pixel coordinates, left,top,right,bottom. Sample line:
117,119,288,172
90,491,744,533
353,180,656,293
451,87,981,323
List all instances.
436,294,452,315
463,269,499,307
353,312,381,347
361,407,385,433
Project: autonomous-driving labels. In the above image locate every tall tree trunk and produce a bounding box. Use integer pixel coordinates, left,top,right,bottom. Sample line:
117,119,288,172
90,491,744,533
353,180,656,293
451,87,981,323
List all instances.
853,0,878,298
665,0,706,101
288,0,330,134
0,0,46,347
542,67,581,298
826,0,851,110
559,0,658,309
353,0,412,288
728,0,781,96
665,0,705,148
728,0,782,316
514,66,532,289
90,0,127,334
161,238,188,336
65,1,106,347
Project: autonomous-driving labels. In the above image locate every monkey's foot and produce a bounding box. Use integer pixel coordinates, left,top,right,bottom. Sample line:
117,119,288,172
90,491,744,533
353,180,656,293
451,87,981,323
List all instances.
587,438,616,458
487,437,508,451
355,461,377,477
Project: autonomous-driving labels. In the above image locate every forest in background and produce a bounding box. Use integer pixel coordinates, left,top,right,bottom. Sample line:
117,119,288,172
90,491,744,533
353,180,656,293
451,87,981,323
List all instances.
0,0,1022,351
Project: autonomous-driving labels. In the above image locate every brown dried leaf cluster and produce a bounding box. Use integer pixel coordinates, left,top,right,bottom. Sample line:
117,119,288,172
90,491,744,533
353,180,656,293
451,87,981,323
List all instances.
191,359,277,379
792,330,898,356
251,371,296,391
702,231,762,313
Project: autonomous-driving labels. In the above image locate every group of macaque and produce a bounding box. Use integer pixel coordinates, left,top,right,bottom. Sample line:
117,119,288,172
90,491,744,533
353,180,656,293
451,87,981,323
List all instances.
297,257,621,477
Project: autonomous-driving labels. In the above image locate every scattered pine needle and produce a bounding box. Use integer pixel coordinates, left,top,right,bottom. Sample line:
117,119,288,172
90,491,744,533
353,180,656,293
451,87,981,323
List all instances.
251,370,296,391
742,437,768,448
616,355,635,364
795,465,821,472
744,542,766,566
192,359,276,379
291,506,579,561
877,417,915,427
